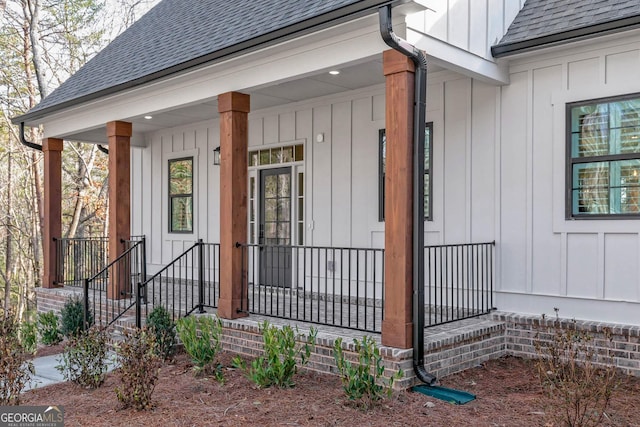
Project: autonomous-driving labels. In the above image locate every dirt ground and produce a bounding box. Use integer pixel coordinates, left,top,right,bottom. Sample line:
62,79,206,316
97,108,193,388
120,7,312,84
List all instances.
22,349,640,427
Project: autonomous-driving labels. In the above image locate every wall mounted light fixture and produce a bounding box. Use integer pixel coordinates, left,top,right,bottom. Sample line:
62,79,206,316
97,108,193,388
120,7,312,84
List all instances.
213,146,221,165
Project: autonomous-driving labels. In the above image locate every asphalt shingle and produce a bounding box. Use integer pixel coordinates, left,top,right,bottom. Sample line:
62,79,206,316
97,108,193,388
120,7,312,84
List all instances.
23,0,385,119
496,0,640,48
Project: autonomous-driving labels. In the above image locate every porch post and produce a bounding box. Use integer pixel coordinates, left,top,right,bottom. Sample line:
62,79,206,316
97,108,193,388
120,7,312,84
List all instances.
42,138,64,288
381,49,415,349
217,91,250,319
106,121,131,299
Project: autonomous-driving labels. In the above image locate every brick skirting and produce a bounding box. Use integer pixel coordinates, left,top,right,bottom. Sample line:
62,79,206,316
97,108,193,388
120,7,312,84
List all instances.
35,287,640,389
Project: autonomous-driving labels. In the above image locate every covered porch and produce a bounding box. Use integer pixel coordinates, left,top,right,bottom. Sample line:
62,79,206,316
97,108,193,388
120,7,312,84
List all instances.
27,1,508,386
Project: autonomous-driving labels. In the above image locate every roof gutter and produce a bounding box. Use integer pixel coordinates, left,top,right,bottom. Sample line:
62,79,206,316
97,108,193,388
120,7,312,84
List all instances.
13,0,409,125
379,4,436,386
19,122,42,152
492,15,640,58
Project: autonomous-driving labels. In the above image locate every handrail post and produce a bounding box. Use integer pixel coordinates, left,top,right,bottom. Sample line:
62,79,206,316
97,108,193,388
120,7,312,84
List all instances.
53,237,60,285
141,237,147,304
198,239,205,313
136,281,142,328
83,278,90,330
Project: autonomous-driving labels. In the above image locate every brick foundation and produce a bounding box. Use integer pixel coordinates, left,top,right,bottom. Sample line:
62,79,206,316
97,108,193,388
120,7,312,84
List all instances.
35,288,640,389
493,312,640,377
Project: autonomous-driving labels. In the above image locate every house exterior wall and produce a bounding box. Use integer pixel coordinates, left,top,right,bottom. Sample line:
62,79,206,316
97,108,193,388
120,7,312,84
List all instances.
407,0,526,60
130,29,640,327
495,31,640,324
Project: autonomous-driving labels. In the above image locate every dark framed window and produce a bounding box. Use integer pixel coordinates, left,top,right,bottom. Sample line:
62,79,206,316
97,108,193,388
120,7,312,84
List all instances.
169,157,193,233
379,122,433,221
567,94,640,218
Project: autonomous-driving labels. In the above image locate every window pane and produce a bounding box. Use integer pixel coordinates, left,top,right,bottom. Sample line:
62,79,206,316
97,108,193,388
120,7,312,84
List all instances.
259,150,270,165
298,172,304,197
170,196,193,232
169,159,192,195
573,162,609,214
615,101,640,154
249,151,258,167
424,173,430,217
282,146,293,163
424,127,430,170
614,160,640,213
270,148,281,164
294,144,304,161
571,106,609,158
298,223,304,245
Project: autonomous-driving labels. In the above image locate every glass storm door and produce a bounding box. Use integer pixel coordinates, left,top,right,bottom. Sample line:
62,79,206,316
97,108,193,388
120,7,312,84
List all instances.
259,167,292,287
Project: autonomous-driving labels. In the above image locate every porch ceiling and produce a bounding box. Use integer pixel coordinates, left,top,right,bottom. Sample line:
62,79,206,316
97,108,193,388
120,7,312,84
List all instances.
63,58,444,147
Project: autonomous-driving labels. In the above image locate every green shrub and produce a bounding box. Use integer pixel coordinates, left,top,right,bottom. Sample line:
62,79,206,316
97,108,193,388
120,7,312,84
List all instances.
176,315,223,378
535,311,618,427
234,321,316,389
60,297,93,337
20,319,38,355
333,336,402,409
56,326,109,388
115,327,162,410
146,306,176,360
37,311,62,346
0,313,33,405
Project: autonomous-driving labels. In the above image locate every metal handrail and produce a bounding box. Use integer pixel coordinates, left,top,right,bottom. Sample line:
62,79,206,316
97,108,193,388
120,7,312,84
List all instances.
88,240,143,283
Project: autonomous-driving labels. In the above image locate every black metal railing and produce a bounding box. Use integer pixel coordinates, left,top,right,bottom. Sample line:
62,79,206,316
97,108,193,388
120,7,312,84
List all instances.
137,240,220,326
424,241,495,327
239,243,384,333
54,237,109,286
84,238,146,328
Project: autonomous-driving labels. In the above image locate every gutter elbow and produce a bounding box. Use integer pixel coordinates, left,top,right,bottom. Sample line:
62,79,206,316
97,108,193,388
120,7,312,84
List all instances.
19,122,43,152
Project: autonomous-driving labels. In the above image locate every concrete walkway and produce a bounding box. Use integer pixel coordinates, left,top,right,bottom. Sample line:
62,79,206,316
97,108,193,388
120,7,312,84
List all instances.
26,353,118,392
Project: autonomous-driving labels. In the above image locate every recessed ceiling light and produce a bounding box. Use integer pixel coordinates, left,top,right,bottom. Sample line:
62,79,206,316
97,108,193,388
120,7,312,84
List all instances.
329,70,340,75
144,115,153,120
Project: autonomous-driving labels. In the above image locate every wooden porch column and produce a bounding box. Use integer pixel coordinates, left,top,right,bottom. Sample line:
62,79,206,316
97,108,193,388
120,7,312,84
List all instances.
107,121,132,299
381,50,415,349
217,91,250,319
42,138,64,288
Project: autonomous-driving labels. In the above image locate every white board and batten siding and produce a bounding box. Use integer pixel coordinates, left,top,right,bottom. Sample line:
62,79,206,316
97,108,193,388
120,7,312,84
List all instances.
130,123,219,273
407,0,526,60
496,32,640,324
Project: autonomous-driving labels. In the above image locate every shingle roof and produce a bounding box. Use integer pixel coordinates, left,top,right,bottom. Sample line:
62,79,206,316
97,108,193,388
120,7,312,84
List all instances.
492,0,640,57
18,0,393,122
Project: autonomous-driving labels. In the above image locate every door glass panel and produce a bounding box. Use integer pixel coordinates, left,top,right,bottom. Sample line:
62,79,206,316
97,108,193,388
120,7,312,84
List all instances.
278,174,290,197
278,199,290,222
265,222,277,239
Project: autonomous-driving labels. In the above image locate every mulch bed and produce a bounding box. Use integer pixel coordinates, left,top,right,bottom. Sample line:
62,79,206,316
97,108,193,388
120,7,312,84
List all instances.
22,351,640,426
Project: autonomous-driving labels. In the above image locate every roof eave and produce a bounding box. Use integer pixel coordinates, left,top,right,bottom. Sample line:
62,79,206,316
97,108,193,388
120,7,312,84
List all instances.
12,0,408,126
491,15,640,58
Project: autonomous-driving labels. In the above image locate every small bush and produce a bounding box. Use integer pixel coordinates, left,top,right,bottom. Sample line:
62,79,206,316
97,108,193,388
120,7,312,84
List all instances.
20,319,38,355
37,311,62,346
56,326,109,388
146,306,176,360
333,336,402,409
115,327,162,410
60,297,93,337
176,315,223,378
0,313,34,405
535,310,618,427
234,321,316,389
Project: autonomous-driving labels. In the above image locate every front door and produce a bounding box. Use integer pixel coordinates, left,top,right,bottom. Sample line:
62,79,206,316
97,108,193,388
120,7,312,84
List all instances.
259,167,292,287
